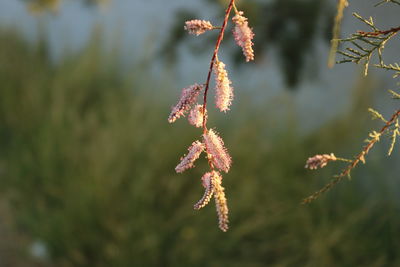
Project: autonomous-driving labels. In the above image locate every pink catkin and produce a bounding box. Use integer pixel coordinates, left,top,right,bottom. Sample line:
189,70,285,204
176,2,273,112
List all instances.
232,11,255,62
175,141,205,173
212,171,229,232
203,129,232,173
168,84,203,123
188,104,207,128
185,20,213,36
305,153,337,170
194,172,215,210
214,60,234,112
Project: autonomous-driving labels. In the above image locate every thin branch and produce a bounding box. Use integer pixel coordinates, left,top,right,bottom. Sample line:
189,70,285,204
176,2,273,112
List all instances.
328,0,348,68
358,26,400,37
302,109,400,204
202,0,235,133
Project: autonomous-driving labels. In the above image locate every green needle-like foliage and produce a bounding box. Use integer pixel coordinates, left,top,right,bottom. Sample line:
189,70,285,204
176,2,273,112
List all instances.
304,1,400,203
336,13,398,76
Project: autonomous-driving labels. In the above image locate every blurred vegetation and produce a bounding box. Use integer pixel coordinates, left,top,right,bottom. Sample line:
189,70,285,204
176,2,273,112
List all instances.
20,0,109,14
1,27,400,267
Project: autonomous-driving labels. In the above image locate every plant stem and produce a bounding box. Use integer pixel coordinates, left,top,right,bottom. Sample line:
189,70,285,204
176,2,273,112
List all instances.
302,109,400,204
358,26,400,36
202,0,235,134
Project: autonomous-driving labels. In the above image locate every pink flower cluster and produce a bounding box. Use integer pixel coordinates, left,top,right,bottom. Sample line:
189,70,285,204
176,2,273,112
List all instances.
188,104,206,128
232,11,255,62
194,172,215,210
175,141,205,173
184,20,213,36
193,171,229,232
203,129,232,173
214,60,234,112
168,84,203,123
212,172,229,232
305,153,337,170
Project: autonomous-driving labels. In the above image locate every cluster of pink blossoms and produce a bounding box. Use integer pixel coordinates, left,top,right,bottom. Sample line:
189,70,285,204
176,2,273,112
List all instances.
305,153,337,170
168,4,254,232
168,84,203,123
184,20,213,36
214,60,233,112
232,11,255,62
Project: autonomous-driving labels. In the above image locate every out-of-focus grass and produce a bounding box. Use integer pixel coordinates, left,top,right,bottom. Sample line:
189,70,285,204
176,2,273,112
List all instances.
0,27,400,267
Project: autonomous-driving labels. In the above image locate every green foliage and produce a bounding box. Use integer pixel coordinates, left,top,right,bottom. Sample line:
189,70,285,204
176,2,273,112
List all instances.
336,13,398,76
1,28,400,266
304,1,400,202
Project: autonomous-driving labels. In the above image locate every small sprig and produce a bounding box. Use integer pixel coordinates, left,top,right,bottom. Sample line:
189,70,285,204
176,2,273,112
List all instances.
336,13,399,76
305,153,339,170
376,63,400,78
368,108,388,123
388,119,400,156
303,109,400,204
389,89,400,99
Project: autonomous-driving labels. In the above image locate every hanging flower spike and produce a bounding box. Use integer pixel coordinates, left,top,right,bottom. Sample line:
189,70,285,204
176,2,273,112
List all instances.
170,0,255,231
188,104,207,128
168,84,203,123
212,171,229,232
232,11,255,62
203,129,232,173
305,153,337,170
194,172,215,210
175,141,205,173
214,60,234,112
185,20,214,36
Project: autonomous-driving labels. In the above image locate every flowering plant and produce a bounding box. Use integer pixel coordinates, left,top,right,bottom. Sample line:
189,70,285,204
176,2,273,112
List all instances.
168,0,254,231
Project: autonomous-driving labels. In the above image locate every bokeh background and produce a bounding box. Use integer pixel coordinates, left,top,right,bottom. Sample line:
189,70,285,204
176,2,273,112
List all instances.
0,0,400,266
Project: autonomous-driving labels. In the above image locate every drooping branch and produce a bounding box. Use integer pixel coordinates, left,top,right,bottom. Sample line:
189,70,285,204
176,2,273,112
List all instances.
303,109,400,204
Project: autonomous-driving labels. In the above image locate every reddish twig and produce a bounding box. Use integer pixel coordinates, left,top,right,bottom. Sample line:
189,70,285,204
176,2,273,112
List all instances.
202,0,235,133
302,109,400,204
358,26,400,36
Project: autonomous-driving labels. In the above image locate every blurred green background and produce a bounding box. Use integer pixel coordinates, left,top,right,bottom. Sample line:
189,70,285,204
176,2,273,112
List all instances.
0,0,400,266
